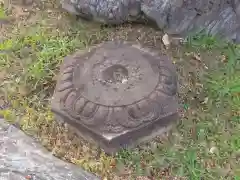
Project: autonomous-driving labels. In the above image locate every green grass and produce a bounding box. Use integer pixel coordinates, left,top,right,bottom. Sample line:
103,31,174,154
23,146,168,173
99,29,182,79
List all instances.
115,35,240,179
117,69,240,179
0,5,6,19
0,3,240,179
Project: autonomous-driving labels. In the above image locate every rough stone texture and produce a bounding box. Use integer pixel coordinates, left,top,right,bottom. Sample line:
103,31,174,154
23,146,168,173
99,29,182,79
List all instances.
61,0,143,24
61,0,240,43
0,119,100,180
51,41,178,154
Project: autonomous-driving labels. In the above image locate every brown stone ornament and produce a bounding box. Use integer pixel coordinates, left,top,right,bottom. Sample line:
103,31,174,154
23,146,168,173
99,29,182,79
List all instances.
51,41,178,154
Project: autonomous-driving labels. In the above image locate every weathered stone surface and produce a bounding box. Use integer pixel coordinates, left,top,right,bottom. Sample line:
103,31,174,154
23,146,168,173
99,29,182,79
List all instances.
0,119,100,180
61,0,143,24
61,0,240,43
51,41,178,154
141,0,240,42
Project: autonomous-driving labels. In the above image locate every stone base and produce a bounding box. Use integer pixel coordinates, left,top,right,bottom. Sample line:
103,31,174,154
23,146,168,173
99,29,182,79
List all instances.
68,114,176,155
52,97,178,155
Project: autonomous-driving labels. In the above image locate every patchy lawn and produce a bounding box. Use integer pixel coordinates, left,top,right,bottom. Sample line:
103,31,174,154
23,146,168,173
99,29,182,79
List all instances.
0,1,239,179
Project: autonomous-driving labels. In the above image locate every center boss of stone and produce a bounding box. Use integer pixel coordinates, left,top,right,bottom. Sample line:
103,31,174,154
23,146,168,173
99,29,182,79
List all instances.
102,64,129,84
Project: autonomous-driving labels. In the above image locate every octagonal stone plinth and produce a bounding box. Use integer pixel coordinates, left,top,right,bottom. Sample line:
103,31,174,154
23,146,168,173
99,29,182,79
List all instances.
51,41,178,154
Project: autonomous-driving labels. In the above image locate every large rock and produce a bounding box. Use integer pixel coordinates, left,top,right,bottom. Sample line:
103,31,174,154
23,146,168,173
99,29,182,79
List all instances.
61,0,240,43
61,0,143,24
142,0,240,42
0,119,100,180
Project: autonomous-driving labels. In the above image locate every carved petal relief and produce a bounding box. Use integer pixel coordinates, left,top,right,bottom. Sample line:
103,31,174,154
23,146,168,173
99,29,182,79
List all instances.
54,41,178,134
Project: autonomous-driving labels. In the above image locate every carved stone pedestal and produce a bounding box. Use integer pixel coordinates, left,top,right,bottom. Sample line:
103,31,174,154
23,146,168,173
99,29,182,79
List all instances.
51,41,178,154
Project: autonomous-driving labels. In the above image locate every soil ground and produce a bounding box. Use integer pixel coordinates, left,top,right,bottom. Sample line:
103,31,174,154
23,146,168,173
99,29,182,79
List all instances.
0,1,240,179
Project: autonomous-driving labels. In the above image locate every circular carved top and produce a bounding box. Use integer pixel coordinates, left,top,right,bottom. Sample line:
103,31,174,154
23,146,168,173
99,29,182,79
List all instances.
54,41,177,133
74,42,159,106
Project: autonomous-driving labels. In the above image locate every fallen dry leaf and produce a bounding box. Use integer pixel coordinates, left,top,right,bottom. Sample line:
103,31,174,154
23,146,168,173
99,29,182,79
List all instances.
162,33,170,48
193,53,201,61
220,54,227,63
0,70,7,81
18,85,29,96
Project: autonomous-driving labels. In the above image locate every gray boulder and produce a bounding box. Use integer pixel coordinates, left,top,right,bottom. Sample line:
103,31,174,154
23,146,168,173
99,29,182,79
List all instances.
61,0,240,43
142,0,240,42
61,0,143,24
0,119,100,180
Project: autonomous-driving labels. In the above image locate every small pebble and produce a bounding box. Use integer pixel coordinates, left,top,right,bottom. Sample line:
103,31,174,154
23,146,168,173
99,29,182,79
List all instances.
209,146,218,154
